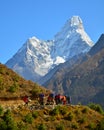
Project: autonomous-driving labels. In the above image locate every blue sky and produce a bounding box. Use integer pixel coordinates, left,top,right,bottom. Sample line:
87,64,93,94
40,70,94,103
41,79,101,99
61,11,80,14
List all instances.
0,0,104,64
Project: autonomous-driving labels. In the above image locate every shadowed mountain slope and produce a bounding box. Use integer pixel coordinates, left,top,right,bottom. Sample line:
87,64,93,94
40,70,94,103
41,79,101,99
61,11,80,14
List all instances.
43,34,104,107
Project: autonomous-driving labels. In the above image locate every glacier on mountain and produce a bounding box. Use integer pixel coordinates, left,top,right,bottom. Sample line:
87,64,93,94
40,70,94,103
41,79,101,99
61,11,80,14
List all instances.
6,16,94,82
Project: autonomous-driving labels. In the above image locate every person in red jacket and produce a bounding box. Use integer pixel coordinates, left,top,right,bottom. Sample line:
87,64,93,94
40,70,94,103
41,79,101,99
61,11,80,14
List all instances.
23,95,29,105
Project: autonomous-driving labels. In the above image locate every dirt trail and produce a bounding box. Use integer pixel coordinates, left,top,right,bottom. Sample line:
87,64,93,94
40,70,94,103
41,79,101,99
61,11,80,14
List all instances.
0,100,25,109
0,99,56,111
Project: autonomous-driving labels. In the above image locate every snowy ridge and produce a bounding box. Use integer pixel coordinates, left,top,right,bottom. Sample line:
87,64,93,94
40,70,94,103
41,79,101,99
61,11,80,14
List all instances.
6,16,94,82
51,16,93,64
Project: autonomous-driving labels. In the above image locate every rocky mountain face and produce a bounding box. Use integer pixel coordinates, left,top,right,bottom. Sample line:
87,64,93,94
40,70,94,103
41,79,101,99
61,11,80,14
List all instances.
88,34,104,55
39,53,85,85
43,34,104,107
6,16,93,82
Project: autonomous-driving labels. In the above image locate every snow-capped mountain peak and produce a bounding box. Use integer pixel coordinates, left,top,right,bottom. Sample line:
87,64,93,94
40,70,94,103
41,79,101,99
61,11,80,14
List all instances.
70,16,83,27
6,16,94,83
52,16,93,60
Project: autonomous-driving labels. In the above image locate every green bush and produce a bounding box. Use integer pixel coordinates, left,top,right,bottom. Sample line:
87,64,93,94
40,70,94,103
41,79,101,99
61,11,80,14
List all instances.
31,87,41,96
0,105,3,115
50,105,68,116
0,120,7,130
7,121,18,130
9,83,19,93
12,75,19,82
66,112,74,121
2,109,18,130
82,107,88,114
9,85,17,92
23,113,33,124
50,116,56,121
56,124,65,130
78,117,86,124
88,103,104,114
17,121,27,130
32,111,39,119
50,106,60,116
3,109,12,123
71,123,79,129
87,123,95,130
95,118,104,130
60,106,68,115
37,123,47,130
74,109,80,115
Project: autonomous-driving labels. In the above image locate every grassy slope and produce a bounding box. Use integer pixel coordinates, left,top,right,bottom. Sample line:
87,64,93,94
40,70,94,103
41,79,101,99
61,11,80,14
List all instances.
0,64,104,130
0,63,48,98
0,104,103,130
